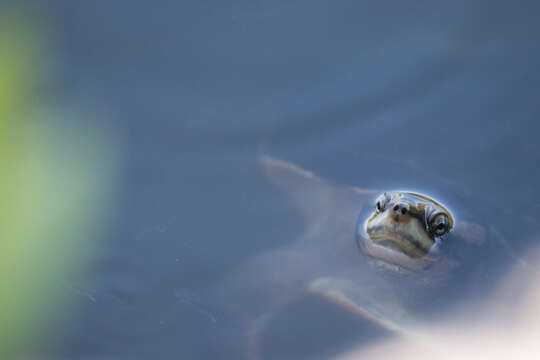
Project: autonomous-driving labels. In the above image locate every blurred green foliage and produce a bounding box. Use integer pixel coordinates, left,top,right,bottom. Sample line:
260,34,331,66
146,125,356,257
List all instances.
0,11,117,357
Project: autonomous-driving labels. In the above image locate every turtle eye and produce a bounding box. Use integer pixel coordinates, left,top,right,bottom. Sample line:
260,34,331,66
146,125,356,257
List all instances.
431,214,449,236
376,200,383,213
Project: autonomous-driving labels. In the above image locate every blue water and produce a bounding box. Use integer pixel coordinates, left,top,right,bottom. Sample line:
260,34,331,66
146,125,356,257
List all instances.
36,1,540,359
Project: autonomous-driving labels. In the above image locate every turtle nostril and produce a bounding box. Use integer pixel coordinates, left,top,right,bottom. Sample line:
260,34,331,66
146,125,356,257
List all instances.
392,203,408,215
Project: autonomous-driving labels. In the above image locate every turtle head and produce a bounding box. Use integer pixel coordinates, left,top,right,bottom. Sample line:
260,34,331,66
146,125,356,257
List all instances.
362,191,454,260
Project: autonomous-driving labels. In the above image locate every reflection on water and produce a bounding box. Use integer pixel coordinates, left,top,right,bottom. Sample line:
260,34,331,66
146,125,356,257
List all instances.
10,1,540,359
337,243,540,360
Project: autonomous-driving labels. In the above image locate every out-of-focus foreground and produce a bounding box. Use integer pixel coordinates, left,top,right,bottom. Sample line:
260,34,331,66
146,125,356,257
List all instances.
0,9,118,358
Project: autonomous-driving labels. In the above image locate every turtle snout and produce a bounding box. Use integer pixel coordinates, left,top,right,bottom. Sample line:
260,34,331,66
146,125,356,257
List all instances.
392,202,409,216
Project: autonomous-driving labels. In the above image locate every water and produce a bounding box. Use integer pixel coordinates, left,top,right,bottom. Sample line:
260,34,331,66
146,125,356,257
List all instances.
34,1,540,359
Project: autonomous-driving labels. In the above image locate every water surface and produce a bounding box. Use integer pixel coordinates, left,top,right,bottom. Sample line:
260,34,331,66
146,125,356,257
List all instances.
33,1,540,358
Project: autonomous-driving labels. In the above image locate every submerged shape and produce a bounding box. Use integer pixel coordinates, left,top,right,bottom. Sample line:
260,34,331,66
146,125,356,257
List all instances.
214,155,512,360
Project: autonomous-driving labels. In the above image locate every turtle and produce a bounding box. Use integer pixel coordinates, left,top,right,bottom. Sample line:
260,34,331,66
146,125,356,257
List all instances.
211,155,525,360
